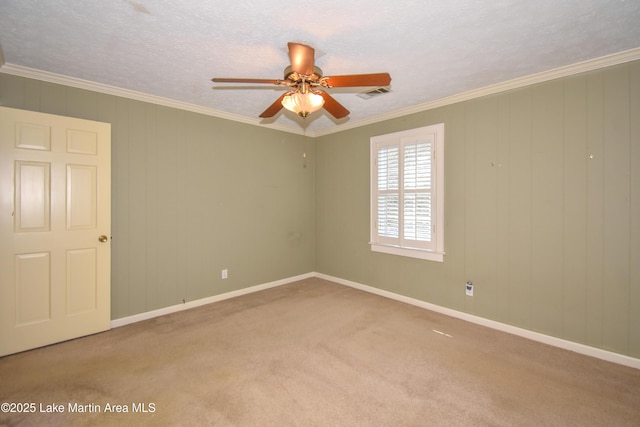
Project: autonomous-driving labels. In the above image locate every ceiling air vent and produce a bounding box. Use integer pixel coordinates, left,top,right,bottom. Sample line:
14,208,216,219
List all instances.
357,86,391,100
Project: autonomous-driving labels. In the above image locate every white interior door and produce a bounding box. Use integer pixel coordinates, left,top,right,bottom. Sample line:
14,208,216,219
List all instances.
0,106,111,357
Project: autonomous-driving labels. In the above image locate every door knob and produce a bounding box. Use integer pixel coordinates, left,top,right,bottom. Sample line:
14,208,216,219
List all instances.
98,235,108,242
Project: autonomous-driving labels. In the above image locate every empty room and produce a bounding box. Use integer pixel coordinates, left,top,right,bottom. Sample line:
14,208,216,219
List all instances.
1,1,639,425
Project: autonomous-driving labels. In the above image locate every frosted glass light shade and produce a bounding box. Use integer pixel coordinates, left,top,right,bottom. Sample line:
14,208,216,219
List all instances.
281,91,325,117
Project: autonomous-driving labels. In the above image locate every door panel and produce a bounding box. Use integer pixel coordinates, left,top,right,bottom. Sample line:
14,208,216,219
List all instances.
67,164,97,230
15,121,51,150
15,161,51,232
0,106,111,357
66,248,97,315
15,252,51,325
66,128,97,155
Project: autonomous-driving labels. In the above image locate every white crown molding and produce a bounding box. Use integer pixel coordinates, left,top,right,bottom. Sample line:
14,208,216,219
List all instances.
2,47,639,138
313,47,640,137
0,63,305,135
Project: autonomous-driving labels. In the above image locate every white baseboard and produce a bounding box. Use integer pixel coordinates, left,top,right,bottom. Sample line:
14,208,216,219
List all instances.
110,270,639,370
110,272,315,328
315,272,640,371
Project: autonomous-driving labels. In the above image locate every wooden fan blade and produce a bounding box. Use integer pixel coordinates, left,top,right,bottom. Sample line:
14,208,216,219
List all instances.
259,93,287,118
318,91,350,119
288,42,315,76
212,77,282,84
324,73,391,88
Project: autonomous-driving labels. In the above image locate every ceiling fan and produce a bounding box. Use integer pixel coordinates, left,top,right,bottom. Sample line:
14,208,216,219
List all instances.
212,42,391,119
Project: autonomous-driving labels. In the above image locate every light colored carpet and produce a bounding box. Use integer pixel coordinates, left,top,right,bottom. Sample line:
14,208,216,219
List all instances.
1,277,639,426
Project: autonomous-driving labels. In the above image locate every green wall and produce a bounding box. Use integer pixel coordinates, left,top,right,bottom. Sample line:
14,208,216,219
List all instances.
315,60,640,358
1,59,639,359
0,73,316,319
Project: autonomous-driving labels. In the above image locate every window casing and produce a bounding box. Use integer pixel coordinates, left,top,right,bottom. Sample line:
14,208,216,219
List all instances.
370,123,444,261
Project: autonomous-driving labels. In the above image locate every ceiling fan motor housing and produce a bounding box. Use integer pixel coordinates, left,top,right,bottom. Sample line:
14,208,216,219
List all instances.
284,65,323,83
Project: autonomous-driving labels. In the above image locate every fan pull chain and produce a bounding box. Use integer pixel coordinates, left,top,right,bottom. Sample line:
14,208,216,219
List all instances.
302,118,308,168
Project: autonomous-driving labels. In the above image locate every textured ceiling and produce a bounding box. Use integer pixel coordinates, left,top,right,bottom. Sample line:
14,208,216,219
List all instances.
1,0,640,135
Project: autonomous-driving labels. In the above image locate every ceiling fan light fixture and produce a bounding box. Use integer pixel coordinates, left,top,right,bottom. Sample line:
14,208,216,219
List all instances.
281,91,325,117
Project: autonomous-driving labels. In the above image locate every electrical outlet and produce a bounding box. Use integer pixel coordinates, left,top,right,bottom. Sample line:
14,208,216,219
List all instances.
466,281,474,296
221,269,228,279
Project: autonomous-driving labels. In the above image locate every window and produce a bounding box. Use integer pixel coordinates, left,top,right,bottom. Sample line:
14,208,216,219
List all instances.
370,123,444,261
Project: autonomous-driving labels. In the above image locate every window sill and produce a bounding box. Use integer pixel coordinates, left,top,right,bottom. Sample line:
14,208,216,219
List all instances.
370,243,444,262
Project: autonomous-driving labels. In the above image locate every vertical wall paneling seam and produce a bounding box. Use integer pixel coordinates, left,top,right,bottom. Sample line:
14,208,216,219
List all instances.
598,72,607,346
622,65,631,354
145,106,150,310
144,106,150,311
584,76,590,340
560,82,565,337
598,75,605,347
36,80,41,111
498,97,509,323
630,63,637,351
464,103,473,314
586,74,593,345
124,99,132,316
506,97,512,320
20,76,26,109
110,99,117,319
626,66,632,351
581,78,589,341
124,98,132,316
494,101,500,315
630,61,640,355
177,112,185,304
177,112,184,305
146,106,155,311
528,91,533,324
126,99,132,314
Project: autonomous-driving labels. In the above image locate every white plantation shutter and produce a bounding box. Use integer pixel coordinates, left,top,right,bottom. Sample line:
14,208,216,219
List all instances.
371,124,444,261
403,142,432,246
377,146,399,239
